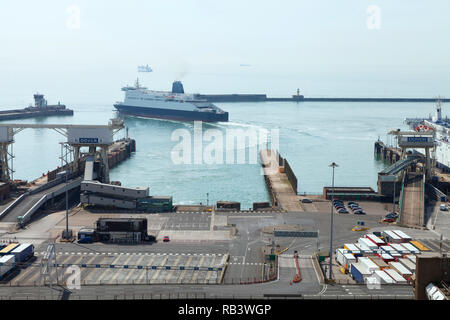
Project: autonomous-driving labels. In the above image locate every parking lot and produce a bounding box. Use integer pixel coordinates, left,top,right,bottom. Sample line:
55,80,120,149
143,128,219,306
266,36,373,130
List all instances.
2,251,229,286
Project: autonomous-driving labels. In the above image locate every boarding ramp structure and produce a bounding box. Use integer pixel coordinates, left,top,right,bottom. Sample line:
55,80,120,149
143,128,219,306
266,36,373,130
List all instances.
0,119,124,183
378,131,435,196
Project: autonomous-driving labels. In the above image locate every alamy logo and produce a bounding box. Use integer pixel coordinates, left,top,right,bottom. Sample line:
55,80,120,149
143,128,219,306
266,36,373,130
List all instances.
66,265,81,290
170,121,279,171
366,5,381,30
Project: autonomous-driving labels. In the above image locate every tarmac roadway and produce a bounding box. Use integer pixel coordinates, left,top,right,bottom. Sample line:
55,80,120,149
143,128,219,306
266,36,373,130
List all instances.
0,209,420,299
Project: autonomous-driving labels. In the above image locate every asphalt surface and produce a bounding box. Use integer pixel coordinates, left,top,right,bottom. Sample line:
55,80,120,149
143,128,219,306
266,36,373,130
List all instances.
0,209,426,299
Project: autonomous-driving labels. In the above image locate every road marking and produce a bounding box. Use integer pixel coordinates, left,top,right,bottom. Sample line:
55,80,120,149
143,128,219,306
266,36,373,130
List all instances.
165,256,181,282
151,255,169,283
96,255,122,284
136,255,157,284
178,256,193,284
191,256,205,283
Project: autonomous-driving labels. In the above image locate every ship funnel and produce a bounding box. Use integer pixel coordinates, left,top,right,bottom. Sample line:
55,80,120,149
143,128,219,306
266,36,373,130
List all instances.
172,81,184,94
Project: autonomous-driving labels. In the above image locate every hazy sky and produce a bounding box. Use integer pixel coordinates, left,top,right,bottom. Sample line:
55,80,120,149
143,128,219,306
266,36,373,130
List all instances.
1,0,449,103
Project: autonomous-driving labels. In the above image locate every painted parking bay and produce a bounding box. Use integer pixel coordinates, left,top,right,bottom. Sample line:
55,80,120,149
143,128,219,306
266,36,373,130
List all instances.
3,252,229,286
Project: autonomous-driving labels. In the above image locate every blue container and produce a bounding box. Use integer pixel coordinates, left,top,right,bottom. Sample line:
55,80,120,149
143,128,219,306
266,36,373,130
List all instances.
440,195,446,202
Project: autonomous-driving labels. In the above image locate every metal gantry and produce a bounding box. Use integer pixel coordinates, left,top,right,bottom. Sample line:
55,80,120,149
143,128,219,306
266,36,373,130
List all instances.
0,119,124,183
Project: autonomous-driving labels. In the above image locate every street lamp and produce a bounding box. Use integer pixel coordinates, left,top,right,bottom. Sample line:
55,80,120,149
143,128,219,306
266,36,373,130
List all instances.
328,162,338,281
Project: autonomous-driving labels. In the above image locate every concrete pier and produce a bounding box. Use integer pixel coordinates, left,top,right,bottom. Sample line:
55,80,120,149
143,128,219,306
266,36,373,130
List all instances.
259,150,301,211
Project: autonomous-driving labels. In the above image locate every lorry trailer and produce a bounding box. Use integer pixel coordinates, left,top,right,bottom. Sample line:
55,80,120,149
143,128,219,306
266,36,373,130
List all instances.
0,243,19,256
0,255,16,280
350,262,372,284
10,244,34,263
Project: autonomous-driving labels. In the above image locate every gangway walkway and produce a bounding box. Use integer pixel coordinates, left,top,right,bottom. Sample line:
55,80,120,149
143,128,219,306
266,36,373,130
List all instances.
0,176,83,225
400,172,425,227
380,155,422,175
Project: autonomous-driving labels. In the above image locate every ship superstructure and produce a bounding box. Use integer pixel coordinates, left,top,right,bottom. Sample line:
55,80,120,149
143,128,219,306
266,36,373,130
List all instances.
405,98,450,171
114,79,229,122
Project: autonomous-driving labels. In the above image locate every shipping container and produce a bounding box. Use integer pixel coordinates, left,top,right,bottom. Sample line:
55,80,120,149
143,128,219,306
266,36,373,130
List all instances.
398,258,416,273
10,244,34,263
391,230,412,242
365,234,385,246
0,243,19,255
384,268,407,284
410,240,430,251
382,230,403,244
358,257,379,272
350,262,372,284
369,257,389,269
401,243,421,255
373,270,395,284
388,262,413,280
0,255,16,279
358,238,378,251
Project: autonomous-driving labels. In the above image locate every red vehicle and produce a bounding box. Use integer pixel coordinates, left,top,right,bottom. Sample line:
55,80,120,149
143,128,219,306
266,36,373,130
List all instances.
163,236,170,242
382,218,396,223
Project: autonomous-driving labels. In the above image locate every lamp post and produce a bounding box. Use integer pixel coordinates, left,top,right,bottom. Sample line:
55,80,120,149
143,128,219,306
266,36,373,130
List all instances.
328,162,338,281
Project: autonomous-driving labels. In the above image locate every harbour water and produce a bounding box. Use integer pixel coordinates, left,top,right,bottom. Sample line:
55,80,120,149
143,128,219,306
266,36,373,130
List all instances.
0,98,441,209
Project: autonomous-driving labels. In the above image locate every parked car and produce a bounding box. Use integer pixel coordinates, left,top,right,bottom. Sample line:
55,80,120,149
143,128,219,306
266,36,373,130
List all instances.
338,209,349,214
163,236,170,242
353,209,366,215
383,218,396,223
301,198,313,203
440,204,448,211
385,212,398,219
335,205,345,210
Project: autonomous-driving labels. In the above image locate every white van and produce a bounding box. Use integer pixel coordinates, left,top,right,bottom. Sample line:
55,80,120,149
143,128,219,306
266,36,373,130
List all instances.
440,204,447,211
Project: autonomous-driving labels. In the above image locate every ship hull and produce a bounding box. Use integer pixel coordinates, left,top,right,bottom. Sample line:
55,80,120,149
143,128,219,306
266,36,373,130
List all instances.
114,104,229,122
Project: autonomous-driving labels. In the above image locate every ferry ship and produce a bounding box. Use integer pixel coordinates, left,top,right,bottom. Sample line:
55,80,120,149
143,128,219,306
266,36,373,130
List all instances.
114,79,229,122
406,98,450,172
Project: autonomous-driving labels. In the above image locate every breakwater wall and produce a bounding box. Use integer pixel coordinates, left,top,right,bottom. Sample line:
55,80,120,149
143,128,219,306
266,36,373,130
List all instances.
195,93,449,103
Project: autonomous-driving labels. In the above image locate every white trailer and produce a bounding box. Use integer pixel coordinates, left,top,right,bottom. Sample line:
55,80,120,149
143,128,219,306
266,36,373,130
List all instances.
384,268,407,284
343,244,361,255
390,243,411,254
358,257,379,273
336,248,349,266
354,243,372,254
373,270,395,284
358,238,378,251
392,230,412,242
402,243,421,255
405,254,417,264
80,193,137,209
389,262,413,279
343,254,356,269
0,255,16,279
399,258,416,273
81,181,149,199
365,234,385,246
382,230,403,244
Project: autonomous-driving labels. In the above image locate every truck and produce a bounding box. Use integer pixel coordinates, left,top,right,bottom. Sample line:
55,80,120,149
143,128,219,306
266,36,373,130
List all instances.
0,255,16,280
365,234,385,247
391,230,412,242
350,262,372,284
10,244,34,263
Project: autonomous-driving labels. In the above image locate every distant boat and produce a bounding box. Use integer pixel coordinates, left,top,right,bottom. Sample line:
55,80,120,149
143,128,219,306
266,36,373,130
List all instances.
138,65,153,72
